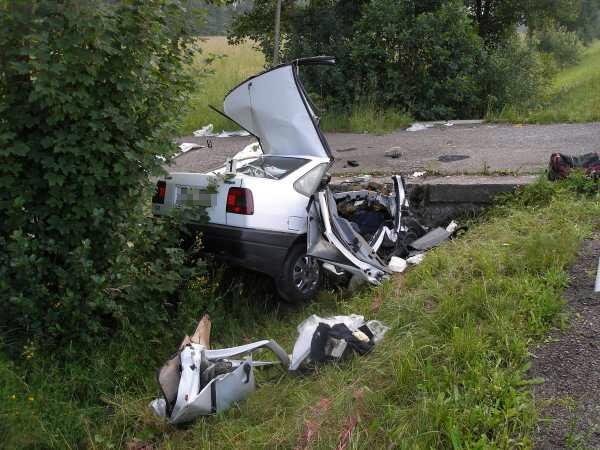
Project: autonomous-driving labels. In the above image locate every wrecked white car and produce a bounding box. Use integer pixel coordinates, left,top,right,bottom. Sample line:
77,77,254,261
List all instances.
153,57,430,302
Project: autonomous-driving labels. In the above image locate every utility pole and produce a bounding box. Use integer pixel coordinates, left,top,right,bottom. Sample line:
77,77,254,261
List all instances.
273,0,282,66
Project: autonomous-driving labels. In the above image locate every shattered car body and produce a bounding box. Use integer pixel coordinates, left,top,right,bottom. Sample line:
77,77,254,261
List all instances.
152,57,431,301
308,176,408,284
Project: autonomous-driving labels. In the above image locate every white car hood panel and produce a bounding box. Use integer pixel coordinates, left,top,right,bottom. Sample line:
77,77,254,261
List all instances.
223,62,332,160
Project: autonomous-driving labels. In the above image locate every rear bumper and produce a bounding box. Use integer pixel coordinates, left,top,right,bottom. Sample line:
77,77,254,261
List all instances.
199,224,304,278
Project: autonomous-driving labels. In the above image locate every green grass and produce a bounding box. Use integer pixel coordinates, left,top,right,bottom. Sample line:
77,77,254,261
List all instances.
321,103,413,134
2,175,598,449
179,37,265,135
490,41,600,123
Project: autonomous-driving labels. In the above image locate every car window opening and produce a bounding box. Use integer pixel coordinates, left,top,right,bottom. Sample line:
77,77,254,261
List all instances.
237,156,309,180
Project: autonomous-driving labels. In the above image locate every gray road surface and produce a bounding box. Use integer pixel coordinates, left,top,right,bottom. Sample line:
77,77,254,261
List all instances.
172,122,600,175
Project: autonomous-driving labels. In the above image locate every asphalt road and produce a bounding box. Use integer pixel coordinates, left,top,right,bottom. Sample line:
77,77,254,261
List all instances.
172,122,600,175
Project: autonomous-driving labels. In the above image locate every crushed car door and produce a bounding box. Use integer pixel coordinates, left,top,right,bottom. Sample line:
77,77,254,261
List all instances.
331,175,407,254
308,188,391,284
307,176,408,284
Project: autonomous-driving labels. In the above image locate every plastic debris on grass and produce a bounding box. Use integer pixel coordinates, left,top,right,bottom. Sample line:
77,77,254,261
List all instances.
150,315,288,424
289,314,389,371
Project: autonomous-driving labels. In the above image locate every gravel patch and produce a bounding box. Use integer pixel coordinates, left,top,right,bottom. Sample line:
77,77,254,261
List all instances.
531,237,600,449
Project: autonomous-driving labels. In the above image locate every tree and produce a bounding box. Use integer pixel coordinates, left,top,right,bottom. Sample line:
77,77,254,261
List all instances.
0,0,198,349
351,0,486,118
230,0,496,118
463,0,524,40
574,0,600,42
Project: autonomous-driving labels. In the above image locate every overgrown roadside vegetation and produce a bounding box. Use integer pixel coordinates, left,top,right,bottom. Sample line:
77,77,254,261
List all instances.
178,2,600,135
229,0,600,130
2,176,598,449
490,41,600,124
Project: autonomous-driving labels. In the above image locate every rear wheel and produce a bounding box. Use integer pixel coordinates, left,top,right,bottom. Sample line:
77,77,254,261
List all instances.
276,243,321,303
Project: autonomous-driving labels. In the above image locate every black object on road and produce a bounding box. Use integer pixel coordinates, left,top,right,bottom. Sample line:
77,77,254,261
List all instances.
438,154,469,163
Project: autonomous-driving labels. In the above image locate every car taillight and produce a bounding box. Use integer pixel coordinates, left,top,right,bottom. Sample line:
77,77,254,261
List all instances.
153,181,166,204
226,187,254,215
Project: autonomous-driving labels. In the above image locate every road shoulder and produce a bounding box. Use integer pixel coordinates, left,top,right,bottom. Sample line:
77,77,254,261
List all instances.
532,237,600,449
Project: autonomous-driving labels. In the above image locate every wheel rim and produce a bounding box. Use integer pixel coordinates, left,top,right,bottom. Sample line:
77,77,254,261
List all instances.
292,255,319,294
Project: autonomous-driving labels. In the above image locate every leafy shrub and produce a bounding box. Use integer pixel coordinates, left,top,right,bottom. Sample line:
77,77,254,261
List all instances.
482,36,555,115
0,1,199,352
349,0,485,119
531,24,584,68
230,0,554,121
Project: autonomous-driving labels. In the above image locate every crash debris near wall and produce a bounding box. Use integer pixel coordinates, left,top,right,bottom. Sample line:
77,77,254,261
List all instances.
311,175,463,283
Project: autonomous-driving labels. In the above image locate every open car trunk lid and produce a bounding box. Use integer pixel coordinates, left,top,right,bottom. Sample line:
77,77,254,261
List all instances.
223,56,334,160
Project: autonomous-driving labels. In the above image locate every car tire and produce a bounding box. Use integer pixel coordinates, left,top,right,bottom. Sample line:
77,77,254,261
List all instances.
276,243,321,303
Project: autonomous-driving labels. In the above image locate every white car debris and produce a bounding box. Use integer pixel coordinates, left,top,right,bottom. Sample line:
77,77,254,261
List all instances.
388,256,407,273
406,253,425,265
152,57,458,302
150,315,289,424
151,313,390,424
289,314,389,371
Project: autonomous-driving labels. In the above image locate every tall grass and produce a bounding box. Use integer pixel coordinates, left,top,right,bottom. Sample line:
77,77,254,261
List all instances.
489,41,600,123
2,177,598,448
180,37,265,135
321,103,413,134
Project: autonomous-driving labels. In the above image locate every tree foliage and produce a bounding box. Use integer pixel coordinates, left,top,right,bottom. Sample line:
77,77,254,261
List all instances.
574,0,600,42
0,1,198,350
230,0,551,119
229,0,595,119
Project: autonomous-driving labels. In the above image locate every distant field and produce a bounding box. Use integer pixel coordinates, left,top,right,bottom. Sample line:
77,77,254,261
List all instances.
180,37,265,135
491,41,600,124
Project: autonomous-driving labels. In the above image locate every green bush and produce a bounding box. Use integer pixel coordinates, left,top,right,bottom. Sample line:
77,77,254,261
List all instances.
531,24,584,68
0,1,199,352
230,0,556,121
349,0,485,119
482,36,555,115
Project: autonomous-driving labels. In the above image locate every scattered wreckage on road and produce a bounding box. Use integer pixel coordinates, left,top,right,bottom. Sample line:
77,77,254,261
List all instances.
152,56,457,302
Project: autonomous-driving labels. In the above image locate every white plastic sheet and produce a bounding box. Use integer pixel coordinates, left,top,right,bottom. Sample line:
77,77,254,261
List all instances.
192,123,250,138
406,123,433,132
179,142,205,153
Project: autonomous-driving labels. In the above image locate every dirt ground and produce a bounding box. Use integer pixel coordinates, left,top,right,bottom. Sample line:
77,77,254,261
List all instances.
173,122,600,175
531,238,600,449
